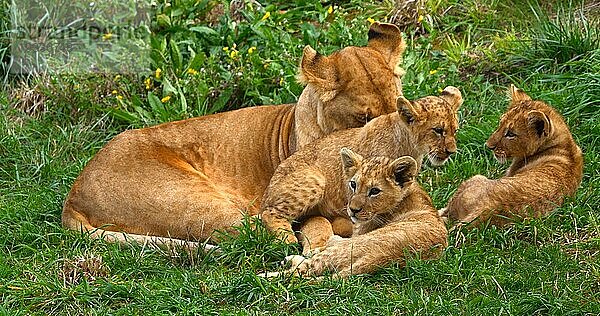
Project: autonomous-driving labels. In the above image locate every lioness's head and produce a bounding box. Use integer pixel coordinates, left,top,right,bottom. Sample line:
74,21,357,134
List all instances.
397,86,463,166
485,85,555,164
298,22,406,138
340,148,417,224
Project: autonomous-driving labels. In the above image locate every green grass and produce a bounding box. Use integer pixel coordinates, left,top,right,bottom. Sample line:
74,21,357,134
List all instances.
1,0,599,314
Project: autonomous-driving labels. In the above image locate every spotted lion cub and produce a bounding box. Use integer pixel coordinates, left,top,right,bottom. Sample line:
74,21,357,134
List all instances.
262,150,447,278
260,87,462,245
441,85,583,226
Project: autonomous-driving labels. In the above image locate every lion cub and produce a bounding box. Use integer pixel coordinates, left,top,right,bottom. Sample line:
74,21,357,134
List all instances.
260,87,462,245
442,85,583,226
263,150,447,278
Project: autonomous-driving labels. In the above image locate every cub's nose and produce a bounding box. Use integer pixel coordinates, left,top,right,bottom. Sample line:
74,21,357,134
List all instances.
349,207,362,215
445,149,456,156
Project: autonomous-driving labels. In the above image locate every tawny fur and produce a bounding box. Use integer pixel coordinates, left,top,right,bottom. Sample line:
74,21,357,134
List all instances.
262,152,447,278
442,85,583,226
259,87,462,248
61,23,407,247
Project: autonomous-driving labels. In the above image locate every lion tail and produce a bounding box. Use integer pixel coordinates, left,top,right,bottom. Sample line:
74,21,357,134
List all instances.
61,204,219,252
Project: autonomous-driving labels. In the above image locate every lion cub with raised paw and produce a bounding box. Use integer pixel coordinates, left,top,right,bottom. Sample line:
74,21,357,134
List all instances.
441,85,583,226
261,150,447,278
260,87,462,245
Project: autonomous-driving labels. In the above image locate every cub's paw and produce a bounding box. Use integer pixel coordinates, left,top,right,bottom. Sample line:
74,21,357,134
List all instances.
256,255,307,279
327,234,344,243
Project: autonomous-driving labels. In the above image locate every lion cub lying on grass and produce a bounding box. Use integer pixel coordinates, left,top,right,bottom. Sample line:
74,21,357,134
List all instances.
260,87,462,247
261,150,447,278
441,85,583,226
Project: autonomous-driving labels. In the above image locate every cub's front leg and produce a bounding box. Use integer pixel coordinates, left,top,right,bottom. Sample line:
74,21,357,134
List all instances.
260,167,327,244
292,216,448,277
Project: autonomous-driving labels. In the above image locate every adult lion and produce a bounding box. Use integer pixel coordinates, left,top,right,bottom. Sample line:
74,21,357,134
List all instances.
62,23,406,248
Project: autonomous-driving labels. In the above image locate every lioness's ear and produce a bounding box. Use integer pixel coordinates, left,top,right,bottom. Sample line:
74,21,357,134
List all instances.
367,22,406,71
440,86,463,112
509,84,531,104
389,156,417,186
298,45,338,100
527,110,552,137
397,96,421,124
340,148,363,174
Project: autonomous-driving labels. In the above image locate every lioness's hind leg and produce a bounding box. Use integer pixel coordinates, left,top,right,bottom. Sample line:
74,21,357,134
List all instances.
261,168,326,244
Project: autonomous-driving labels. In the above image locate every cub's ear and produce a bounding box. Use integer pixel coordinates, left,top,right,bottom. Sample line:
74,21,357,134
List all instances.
397,96,421,124
340,148,363,174
389,156,418,186
367,22,406,71
509,84,532,104
298,45,338,101
440,86,463,112
527,110,552,137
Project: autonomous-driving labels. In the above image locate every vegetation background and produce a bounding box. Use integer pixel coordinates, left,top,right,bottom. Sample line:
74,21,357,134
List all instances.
1,0,599,314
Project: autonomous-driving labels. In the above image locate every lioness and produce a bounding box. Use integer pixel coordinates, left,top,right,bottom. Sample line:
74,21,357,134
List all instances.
441,85,583,226
260,87,462,247
262,150,447,278
62,23,406,247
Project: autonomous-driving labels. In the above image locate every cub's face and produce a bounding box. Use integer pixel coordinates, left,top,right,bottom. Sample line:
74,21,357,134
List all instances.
340,149,417,223
299,22,406,134
397,87,463,166
485,86,553,163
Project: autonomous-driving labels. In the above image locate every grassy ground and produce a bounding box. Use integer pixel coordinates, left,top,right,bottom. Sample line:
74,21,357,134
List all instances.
1,0,599,314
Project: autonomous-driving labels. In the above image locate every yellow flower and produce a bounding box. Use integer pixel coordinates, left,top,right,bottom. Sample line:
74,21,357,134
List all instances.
418,15,424,23
230,50,238,59
102,33,113,40
187,68,199,75
279,77,284,85
161,95,171,103
114,75,121,81
223,47,229,51
261,11,270,21
367,17,375,25
327,6,333,14
248,46,256,54
429,69,438,75
111,90,118,95
155,68,162,79
144,77,152,90
117,95,123,100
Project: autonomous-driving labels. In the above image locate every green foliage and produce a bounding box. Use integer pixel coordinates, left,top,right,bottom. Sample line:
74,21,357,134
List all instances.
1,0,600,314
106,0,390,126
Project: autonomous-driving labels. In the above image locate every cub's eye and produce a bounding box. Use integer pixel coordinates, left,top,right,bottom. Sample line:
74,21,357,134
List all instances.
504,130,517,138
349,180,357,191
433,127,444,135
368,187,381,196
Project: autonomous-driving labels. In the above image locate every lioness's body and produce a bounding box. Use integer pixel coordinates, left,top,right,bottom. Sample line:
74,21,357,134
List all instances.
64,105,298,240
62,23,407,245
443,86,583,226
260,87,462,247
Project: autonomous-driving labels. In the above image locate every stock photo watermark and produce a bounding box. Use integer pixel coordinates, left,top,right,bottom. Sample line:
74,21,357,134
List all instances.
9,0,152,74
